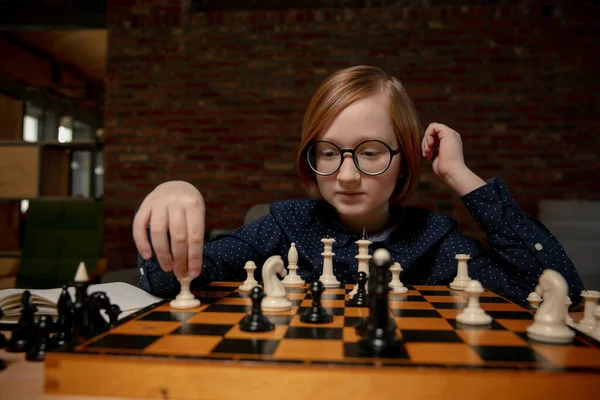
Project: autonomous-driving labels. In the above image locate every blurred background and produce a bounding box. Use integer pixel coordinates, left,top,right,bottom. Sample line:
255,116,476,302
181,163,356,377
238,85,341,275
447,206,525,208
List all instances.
0,0,598,290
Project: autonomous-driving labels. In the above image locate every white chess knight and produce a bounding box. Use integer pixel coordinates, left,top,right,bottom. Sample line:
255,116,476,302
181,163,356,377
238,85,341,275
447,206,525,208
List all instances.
282,243,305,287
170,276,201,309
389,262,408,294
526,269,575,344
456,280,492,325
261,255,292,312
239,261,261,292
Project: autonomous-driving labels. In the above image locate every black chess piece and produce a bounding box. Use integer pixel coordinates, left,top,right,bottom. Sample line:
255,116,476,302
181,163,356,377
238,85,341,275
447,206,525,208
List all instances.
239,286,274,332
358,249,402,357
6,291,37,352
347,271,369,307
72,274,90,341
51,286,74,348
26,315,54,362
300,280,333,324
107,304,122,326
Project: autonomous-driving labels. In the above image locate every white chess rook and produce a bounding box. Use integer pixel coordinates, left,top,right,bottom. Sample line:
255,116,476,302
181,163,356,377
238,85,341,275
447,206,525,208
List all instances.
319,237,340,288
526,270,575,344
389,262,408,295
450,254,471,291
577,290,600,333
239,261,261,292
456,280,492,325
349,237,371,297
282,243,305,287
170,276,201,309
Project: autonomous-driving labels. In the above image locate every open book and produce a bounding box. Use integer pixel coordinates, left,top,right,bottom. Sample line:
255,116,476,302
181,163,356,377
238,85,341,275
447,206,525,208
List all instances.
0,282,163,323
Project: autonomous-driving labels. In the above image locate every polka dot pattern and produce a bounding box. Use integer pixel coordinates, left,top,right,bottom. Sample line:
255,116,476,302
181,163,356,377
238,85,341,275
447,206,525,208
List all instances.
138,177,584,307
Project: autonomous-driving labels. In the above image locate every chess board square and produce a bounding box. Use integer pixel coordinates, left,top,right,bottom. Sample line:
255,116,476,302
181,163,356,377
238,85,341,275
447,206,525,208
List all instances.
323,288,346,295
430,302,467,310
275,339,343,361
300,299,346,308
286,292,306,300
487,311,533,320
288,299,304,306
265,314,294,325
110,321,181,336
87,334,161,350
471,345,546,362
513,332,588,347
531,345,600,368
456,330,528,346
394,317,453,331
204,304,250,313
225,325,288,340
388,301,435,310
400,330,463,343
436,309,461,319
343,342,409,359
298,306,345,316
171,323,234,336
496,319,532,332
481,303,527,312
417,290,454,296
286,287,308,294
403,295,428,302
195,297,222,304
390,309,441,318
290,315,344,328
405,343,483,365
446,319,507,330
211,338,280,355
215,298,251,306
306,293,346,300
344,307,370,317
225,292,245,298
424,296,466,303
285,326,343,340
139,311,197,323
143,335,222,356
186,312,244,325
344,316,364,328
342,327,361,342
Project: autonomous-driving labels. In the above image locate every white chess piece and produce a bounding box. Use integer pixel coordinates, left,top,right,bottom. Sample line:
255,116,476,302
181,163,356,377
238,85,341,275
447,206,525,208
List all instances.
319,237,340,288
527,291,542,309
592,305,600,341
455,280,492,325
389,262,408,294
282,243,305,287
564,296,574,326
74,261,89,282
526,270,575,344
449,254,471,290
577,290,600,333
261,255,292,312
239,261,261,292
349,236,372,297
170,276,201,309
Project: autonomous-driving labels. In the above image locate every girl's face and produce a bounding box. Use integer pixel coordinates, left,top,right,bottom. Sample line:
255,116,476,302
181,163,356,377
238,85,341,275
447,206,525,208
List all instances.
315,94,402,234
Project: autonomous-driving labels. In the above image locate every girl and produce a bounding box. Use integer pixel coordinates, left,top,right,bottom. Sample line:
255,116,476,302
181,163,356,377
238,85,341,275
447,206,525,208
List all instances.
133,65,583,306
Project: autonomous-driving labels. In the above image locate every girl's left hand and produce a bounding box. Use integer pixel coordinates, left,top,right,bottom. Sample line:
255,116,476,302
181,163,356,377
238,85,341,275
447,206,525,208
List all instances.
421,123,467,181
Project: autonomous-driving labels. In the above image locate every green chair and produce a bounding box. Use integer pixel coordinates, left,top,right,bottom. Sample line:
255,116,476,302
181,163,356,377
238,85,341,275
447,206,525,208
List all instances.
16,199,105,289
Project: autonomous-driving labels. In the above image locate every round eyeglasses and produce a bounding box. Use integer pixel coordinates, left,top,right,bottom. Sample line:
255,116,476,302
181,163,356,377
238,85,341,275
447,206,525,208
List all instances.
307,140,401,176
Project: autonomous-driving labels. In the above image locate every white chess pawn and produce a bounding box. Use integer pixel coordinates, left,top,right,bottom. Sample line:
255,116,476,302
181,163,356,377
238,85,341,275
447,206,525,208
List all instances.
577,290,600,333
527,291,542,309
592,305,600,341
456,280,492,325
449,254,471,291
565,296,574,326
389,262,408,295
282,243,305,287
170,276,201,309
239,261,261,292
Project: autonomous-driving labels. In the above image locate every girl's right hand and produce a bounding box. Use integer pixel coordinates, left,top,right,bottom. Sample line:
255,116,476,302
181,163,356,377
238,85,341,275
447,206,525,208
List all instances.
132,181,206,279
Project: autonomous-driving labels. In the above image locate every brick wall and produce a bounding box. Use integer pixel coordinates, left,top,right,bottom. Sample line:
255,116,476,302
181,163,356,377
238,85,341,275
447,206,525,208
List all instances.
104,0,600,270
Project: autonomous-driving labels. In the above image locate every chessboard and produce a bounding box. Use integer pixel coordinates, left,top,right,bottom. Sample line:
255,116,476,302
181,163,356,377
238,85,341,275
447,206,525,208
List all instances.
44,282,600,399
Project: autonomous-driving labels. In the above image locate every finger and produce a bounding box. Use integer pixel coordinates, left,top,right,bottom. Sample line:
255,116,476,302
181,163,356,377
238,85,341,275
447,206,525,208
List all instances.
168,204,188,279
150,205,173,273
185,202,205,278
132,201,152,259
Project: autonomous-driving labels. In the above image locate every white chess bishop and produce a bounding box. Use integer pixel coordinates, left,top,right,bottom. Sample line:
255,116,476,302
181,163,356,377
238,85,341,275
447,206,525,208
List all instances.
282,243,305,287
526,269,575,344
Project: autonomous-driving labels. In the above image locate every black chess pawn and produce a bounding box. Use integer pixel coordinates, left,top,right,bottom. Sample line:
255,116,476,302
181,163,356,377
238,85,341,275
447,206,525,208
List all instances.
239,286,274,332
6,291,37,352
107,304,122,326
51,286,74,348
26,315,54,362
300,280,333,324
347,271,369,307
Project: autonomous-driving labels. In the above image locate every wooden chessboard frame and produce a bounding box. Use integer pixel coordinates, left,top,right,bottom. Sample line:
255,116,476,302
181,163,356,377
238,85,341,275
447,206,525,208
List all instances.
44,282,600,399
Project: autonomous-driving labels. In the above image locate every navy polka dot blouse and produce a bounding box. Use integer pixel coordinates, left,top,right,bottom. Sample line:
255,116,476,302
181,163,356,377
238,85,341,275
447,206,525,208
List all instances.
138,177,584,307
